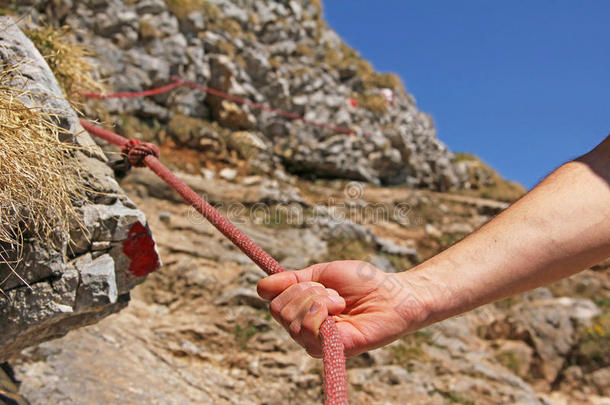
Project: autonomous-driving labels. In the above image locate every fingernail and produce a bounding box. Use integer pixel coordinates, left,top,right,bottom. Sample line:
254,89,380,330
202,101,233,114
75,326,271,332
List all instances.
327,288,339,296
309,302,320,314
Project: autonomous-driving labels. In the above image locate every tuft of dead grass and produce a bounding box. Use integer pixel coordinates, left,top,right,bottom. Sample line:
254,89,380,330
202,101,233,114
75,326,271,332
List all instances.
355,93,388,114
0,66,88,285
165,0,220,20
323,42,405,95
24,25,105,98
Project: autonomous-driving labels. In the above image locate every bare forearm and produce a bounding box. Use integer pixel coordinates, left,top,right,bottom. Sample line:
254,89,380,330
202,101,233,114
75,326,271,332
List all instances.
401,136,610,328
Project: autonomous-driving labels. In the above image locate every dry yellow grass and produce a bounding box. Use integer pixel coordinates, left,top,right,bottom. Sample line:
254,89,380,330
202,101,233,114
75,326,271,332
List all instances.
295,43,314,57
323,43,405,94
363,72,404,92
24,25,105,97
355,93,388,114
139,20,161,40
165,0,220,20
0,66,87,286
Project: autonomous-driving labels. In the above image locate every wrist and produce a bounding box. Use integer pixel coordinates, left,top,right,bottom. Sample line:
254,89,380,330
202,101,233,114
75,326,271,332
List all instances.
393,268,439,333
406,248,489,330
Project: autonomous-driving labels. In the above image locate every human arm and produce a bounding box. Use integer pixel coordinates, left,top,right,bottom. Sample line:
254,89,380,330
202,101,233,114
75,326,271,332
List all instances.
257,136,610,357
418,135,610,323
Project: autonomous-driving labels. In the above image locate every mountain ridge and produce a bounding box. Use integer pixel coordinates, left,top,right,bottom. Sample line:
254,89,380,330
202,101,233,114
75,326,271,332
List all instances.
12,0,523,199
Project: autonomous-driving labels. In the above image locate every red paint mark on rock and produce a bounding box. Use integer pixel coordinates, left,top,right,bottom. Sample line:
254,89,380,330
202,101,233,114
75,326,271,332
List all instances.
122,221,160,277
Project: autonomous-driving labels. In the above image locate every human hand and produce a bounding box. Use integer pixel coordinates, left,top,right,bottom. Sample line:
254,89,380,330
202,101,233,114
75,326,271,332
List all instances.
257,260,429,358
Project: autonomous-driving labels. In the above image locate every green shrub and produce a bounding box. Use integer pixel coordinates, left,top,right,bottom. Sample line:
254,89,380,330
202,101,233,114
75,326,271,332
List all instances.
440,232,468,248
570,312,610,372
389,331,434,366
324,237,375,262
494,351,520,374
234,324,259,349
433,390,474,405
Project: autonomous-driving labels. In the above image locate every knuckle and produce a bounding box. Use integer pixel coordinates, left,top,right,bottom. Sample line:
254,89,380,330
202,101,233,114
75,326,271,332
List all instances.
302,309,323,336
288,321,301,340
280,305,294,322
269,299,282,316
300,283,323,295
301,316,315,333
302,281,326,291
296,281,315,290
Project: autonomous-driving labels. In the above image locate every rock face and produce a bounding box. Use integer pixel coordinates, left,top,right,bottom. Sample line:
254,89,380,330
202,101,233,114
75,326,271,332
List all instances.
7,175,608,404
2,2,605,404
0,17,160,362
19,0,477,191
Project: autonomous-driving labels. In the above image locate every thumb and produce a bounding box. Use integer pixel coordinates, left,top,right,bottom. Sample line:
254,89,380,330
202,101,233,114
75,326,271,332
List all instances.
256,262,331,301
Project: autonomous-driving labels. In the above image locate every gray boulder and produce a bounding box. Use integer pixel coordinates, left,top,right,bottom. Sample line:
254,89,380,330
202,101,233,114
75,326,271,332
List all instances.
0,17,161,362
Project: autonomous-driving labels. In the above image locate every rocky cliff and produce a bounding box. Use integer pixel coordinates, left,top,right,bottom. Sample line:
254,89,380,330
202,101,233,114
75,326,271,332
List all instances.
13,0,523,194
1,1,607,405
0,16,160,362
7,176,609,404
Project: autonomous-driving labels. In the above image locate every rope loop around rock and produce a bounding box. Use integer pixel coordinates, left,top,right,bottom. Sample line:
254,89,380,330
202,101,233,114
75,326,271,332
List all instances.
120,139,160,168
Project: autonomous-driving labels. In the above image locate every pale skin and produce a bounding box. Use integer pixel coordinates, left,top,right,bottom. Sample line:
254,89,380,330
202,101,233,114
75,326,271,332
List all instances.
257,136,610,358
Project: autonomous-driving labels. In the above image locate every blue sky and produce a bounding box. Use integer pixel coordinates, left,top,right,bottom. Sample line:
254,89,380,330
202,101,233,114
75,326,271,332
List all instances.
322,1,609,189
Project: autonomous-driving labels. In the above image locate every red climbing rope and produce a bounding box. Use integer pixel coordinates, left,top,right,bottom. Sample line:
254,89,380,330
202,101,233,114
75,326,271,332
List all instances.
80,79,185,99
82,76,360,136
80,120,349,405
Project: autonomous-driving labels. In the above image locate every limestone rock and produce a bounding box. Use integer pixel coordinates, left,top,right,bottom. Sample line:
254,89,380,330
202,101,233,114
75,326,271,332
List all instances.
480,297,601,384
214,287,266,309
20,0,479,191
0,17,160,362
5,2,602,405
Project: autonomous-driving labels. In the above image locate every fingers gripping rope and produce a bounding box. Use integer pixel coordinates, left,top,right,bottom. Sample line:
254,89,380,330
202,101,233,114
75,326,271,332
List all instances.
80,121,349,404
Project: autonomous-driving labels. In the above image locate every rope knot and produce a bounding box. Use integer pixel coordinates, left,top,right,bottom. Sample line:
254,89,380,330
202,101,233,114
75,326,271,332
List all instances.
121,139,160,167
